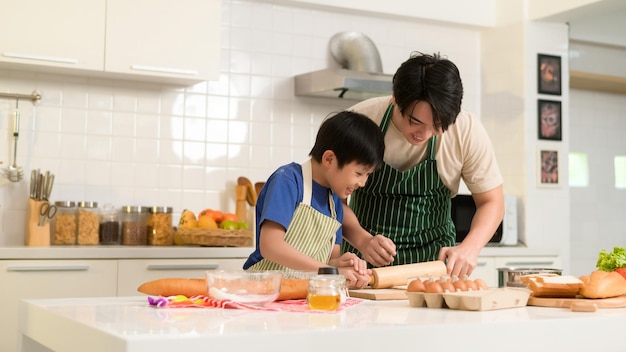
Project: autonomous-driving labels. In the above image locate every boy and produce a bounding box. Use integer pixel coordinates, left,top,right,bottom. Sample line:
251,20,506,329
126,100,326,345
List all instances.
243,111,385,289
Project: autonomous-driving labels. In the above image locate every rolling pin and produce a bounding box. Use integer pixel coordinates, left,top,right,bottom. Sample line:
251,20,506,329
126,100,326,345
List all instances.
368,261,447,288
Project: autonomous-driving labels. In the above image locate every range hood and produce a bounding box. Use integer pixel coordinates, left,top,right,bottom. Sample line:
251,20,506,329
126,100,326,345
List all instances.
294,32,393,101
294,68,393,100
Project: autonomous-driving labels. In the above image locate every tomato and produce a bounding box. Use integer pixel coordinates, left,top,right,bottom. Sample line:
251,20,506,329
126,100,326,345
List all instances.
615,268,626,280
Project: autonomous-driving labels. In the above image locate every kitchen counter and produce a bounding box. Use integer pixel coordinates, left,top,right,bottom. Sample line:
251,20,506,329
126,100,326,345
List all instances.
19,296,626,352
0,245,557,260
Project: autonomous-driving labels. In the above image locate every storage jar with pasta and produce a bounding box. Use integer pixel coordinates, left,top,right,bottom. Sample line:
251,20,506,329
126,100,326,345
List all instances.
77,201,99,245
53,201,77,245
147,206,173,245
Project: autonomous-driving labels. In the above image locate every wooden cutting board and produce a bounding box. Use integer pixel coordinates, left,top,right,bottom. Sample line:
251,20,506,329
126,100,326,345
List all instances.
528,294,626,309
349,288,408,300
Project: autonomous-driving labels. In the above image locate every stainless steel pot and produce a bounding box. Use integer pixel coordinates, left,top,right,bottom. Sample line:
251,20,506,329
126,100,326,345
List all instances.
497,267,563,288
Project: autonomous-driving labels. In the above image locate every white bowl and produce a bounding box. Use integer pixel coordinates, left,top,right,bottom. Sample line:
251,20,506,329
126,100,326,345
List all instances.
205,270,283,306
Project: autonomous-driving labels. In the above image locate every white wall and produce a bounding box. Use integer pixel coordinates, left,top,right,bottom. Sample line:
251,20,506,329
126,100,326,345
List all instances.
0,0,481,245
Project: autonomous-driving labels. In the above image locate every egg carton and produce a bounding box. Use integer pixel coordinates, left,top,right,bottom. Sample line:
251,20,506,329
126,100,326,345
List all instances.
407,287,530,311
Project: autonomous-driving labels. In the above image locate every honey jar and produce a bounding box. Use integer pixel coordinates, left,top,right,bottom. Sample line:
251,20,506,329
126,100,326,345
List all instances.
307,267,346,311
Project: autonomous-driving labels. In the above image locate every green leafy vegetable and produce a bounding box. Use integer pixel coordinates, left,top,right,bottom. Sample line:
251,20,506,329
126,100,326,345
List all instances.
596,246,626,271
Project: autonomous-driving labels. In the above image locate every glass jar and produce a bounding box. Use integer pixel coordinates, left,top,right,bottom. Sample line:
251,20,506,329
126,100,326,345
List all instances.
307,267,346,311
52,201,77,245
146,206,173,246
76,201,99,245
99,203,120,245
120,206,148,245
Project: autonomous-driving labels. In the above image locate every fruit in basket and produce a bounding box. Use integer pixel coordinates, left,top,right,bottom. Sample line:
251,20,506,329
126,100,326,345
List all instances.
222,212,238,223
198,215,218,229
199,209,224,224
179,209,198,228
220,220,238,230
236,221,249,230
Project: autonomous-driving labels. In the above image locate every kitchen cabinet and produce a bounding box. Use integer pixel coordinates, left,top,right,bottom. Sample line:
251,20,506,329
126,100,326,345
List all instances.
104,0,221,82
117,258,246,296
0,260,117,352
0,0,220,84
0,0,106,71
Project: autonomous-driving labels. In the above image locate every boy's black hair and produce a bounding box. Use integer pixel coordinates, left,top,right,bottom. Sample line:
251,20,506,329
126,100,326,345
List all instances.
309,111,384,169
392,51,464,132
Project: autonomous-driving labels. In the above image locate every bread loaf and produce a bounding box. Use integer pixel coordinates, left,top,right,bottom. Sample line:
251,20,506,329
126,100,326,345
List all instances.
579,270,626,299
521,274,582,297
137,276,309,301
137,278,207,297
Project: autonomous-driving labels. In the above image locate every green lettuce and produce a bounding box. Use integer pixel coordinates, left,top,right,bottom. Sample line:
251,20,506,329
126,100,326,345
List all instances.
596,246,626,271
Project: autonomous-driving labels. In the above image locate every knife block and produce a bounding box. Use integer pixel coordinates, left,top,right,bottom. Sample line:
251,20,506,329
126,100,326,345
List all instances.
25,199,51,246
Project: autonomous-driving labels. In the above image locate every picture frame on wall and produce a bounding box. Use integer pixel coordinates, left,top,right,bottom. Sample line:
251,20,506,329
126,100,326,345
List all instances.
538,54,562,95
538,149,560,187
538,99,562,141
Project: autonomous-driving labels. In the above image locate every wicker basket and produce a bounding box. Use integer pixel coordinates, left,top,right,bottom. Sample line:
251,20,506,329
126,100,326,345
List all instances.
174,227,253,247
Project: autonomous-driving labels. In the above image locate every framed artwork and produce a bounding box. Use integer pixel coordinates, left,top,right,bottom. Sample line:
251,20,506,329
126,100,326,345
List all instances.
538,54,562,95
538,99,562,141
538,149,560,187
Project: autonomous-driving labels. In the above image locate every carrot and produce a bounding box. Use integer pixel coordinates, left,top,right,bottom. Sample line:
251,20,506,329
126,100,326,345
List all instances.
137,278,207,297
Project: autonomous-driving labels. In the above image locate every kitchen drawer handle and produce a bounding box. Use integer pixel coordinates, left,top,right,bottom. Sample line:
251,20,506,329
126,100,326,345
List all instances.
130,64,199,76
476,262,488,267
147,264,219,271
2,52,78,64
7,265,89,272
504,261,554,266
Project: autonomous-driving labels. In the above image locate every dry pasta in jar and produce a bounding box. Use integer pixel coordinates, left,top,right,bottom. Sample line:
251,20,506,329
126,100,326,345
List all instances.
53,201,77,245
147,206,173,245
77,201,99,245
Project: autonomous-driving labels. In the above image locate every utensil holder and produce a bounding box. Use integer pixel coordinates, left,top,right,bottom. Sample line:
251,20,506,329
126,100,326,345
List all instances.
25,198,51,246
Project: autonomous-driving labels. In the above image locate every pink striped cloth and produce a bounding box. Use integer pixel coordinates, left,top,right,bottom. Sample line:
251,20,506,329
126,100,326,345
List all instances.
147,295,363,312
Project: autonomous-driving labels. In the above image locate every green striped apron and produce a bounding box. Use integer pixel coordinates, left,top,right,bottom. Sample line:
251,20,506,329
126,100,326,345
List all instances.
249,159,341,272
342,104,455,265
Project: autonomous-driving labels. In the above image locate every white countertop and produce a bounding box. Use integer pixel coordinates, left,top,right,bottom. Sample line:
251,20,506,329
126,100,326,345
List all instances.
0,245,558,260
19,296,626,352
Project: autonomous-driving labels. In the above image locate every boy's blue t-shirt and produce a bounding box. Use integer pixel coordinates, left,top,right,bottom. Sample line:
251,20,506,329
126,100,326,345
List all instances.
243,162,344,269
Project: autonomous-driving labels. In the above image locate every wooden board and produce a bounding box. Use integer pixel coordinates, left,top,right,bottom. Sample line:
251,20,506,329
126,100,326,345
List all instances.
528,294,626,309
349,288,408,300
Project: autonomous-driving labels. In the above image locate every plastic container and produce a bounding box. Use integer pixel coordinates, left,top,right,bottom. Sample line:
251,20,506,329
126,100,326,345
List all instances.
76,201,99,245
146,206,173,245
120,206,148,245
99,203,120,245
307,267,346,311
52,201,78,245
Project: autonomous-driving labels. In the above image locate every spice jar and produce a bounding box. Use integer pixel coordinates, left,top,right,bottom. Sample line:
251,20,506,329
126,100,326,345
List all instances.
52,201,77,245
146,206,173,246
120,206,148,245
77,201,99,245
307,267,346,311
99,203,120,245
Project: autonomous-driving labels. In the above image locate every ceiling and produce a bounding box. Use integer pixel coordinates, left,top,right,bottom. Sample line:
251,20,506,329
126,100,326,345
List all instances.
539,0,626,47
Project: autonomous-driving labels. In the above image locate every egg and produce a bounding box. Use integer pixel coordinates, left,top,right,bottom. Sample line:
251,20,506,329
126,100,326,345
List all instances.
474,278,489,290
464,279,478,291
452,279,468,292
439,279,455,293
407,279,426,292
424,281,444,294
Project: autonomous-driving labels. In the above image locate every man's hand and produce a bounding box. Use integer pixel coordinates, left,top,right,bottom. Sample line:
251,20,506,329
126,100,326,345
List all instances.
360,235,396,267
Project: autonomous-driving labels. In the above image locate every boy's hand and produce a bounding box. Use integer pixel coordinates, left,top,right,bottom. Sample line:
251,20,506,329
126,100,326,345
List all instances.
338,267,371,289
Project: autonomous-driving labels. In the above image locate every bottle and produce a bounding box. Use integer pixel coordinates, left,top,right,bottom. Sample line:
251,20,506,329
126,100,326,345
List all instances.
99,203,120,245
76,201,99,245
146,206,173,245
52,201,77,245
120,206,148,245
307,267,346,311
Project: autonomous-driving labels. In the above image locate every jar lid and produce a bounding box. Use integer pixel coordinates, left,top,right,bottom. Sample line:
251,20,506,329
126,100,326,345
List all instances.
54,201,76,208
77,201,98,208
318,267,339,275
120,205,150,213
148,206,173,214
